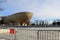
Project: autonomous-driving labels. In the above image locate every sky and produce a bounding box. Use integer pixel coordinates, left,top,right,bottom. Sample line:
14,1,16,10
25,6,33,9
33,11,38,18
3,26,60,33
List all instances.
0,0,60,21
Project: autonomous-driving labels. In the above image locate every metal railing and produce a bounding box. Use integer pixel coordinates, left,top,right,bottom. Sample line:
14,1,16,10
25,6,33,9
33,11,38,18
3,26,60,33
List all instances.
15,28,60,40
15,29,38,40
0,27,60,40
37,30,60,40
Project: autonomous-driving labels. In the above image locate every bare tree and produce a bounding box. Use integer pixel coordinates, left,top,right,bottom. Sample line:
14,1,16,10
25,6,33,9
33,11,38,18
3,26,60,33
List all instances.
35,20,38,25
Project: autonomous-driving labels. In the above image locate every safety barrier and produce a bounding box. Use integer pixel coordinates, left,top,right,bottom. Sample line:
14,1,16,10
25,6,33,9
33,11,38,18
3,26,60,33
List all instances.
15,29,38,40
0,29,12,40
37,30,60,40
0,27,60,40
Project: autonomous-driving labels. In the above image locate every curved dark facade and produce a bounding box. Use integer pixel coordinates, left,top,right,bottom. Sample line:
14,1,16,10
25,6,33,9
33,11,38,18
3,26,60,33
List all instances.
0,12,33,26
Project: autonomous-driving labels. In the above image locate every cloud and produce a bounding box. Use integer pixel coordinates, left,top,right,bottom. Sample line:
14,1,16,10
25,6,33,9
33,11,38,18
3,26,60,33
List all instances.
32,0,60,20
1,0,60,20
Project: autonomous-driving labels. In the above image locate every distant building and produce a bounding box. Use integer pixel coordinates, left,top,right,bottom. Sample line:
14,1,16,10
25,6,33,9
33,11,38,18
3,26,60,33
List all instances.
52,20,60,25
0,12,33,26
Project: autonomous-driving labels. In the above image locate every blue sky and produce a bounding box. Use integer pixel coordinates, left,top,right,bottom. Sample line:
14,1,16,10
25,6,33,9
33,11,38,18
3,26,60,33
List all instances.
0,0,60,21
